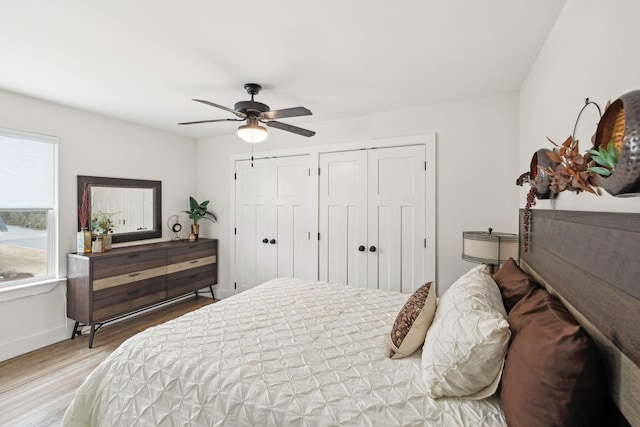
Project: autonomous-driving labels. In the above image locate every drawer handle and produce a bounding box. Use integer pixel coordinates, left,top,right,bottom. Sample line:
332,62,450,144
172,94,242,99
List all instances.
188,245,198,249
189,260,199,264
128,254,140,258
188,275,197,280
128,272,141,278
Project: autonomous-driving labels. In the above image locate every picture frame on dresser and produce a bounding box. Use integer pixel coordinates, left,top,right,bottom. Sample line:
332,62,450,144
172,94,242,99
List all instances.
67,238,218,348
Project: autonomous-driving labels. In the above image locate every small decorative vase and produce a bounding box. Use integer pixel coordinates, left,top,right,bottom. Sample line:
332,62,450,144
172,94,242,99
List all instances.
77,228,92,254
191,224,199,241
92,235,104,253
102,233,112,251
530,148,558,199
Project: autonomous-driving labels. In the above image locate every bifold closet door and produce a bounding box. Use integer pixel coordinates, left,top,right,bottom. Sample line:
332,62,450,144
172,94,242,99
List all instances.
318,150,368,287
234,156,313,292
319,145,426,293
368,145,425,293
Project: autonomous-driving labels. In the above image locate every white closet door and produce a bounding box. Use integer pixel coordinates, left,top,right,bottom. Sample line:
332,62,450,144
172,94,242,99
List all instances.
235,158,273,292
235,155,312,293
367,145,426,293
318,150,368,287
271,156,313,280
319,145,427,294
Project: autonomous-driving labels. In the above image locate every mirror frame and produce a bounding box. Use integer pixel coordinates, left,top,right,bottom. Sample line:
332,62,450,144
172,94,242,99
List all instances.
77,175,162,244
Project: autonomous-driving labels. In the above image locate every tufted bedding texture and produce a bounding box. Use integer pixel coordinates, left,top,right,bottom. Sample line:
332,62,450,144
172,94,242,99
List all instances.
62,277,506,426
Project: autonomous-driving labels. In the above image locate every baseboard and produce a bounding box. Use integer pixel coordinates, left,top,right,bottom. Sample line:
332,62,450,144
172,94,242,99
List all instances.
215,287,235,300
0,324,69,363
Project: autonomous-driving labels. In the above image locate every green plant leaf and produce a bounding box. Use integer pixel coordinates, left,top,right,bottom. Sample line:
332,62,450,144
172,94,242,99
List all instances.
588,166,612,176
189,196,198,211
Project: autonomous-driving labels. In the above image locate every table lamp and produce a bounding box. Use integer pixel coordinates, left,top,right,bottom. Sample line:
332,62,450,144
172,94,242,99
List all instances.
462,228,519,274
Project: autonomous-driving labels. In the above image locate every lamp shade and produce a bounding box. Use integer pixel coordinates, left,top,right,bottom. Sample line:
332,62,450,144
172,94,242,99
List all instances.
237,119,268,143
462,230,519,265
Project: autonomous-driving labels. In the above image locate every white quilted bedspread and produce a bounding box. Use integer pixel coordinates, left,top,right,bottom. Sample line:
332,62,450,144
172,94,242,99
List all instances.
63,278,506,426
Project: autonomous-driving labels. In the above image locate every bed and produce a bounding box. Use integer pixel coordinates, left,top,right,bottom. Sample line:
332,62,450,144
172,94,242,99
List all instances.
62,209,640,426
62,277,506,426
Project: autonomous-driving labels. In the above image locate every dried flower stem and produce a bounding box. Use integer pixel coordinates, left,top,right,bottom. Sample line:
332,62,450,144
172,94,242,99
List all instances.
78,184,90,229
523,186,537,252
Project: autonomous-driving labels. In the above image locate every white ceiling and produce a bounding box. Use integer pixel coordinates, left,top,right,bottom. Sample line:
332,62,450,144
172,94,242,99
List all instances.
0,0,566,140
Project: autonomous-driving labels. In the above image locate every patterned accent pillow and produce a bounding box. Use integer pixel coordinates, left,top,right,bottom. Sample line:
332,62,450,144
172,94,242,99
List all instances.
422,265,510,399
388,282,437,359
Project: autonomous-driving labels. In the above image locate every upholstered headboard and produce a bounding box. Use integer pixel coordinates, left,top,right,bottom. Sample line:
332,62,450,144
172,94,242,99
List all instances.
519,209,640,426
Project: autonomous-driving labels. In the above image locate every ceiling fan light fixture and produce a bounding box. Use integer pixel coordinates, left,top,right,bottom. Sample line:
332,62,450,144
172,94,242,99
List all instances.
237,119,268,143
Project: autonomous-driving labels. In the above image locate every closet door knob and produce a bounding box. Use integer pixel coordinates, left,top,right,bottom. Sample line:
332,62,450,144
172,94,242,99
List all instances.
270,239,276,244
358,245,365,252
262,238,269,244
369,246,376,252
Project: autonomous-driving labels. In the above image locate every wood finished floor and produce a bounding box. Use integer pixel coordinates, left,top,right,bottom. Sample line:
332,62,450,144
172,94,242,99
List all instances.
0,296,215,427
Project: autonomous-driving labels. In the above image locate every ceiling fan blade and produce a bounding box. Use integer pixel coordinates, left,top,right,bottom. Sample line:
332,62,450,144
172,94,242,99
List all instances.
262,106,312,120
192,99,247,118
178,118,243,125
265,120,316,137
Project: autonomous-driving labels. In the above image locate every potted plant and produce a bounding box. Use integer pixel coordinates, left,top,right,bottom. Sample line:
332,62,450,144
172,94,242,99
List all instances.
183,196,217,240
91,211,118,252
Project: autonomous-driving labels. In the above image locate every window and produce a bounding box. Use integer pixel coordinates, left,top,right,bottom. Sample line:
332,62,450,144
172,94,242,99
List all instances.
0,128,58,289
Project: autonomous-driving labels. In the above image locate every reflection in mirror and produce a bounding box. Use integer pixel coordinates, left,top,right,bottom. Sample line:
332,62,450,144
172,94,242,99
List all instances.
91,187,154,233
77,176,162,244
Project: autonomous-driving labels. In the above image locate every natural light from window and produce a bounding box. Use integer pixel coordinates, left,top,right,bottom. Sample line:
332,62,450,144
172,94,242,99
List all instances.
0,128,57,289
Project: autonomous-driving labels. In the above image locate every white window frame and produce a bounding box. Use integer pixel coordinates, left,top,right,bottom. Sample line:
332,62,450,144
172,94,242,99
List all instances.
0,127,59,296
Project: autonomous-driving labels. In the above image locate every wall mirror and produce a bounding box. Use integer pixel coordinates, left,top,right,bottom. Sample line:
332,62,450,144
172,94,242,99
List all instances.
77,175,162,243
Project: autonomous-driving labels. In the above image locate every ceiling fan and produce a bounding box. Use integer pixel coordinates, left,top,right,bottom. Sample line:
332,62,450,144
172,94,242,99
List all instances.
179,83,316,143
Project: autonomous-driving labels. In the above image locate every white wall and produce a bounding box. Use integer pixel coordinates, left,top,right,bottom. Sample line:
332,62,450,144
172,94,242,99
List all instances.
520,0,640,212
197,92,520,298
0,89,197,361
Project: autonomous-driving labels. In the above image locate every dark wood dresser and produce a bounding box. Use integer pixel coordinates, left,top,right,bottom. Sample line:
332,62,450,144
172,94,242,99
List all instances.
67,238,217,347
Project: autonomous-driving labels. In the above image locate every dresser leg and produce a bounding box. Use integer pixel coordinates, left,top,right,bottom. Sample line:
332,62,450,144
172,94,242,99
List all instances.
70,321,80,340
209,285,215,300
88,325,95,348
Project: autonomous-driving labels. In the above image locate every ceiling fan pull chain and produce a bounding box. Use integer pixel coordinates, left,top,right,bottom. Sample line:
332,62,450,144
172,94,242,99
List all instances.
251,144,254,168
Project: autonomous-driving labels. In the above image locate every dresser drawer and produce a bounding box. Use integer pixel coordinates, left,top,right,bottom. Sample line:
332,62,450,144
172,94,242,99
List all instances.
167,240,216,264
93,276,167,321
166,264,217,298
166,255,216,276
92,249,166,280
93,265,167,291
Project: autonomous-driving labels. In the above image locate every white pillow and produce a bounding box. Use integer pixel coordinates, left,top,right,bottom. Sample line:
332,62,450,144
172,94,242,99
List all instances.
422,264,510,399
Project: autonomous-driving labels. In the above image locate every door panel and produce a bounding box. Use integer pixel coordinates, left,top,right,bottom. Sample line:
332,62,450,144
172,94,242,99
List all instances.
235,158,272,292
319,151,368,287
272,156,312,280
368,145,426,293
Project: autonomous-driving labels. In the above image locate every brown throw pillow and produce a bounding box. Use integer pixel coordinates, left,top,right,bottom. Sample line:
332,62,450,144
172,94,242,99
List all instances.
501,288,603,427
492,257,539,312
388,282,437,359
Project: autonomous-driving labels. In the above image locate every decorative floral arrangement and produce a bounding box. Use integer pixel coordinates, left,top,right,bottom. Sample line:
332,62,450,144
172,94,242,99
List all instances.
541,135,603,195
92,211,118,235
